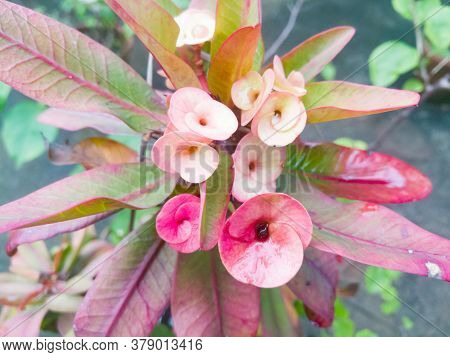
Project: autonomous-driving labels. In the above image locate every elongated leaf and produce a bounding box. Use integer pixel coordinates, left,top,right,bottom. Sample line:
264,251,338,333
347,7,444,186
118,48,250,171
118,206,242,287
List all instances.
289,185,450,281
285,142,432,203
303,81,420,123
0,163,177,234
279,26,355,81
208,25,261,106
199,151,233,250
38,109,141,136
288,248,338,328
153,0,181,16
74,218,176,337
172,250,260,337
211,0,260,57
260,288,298,337
0,0,166,133
105,0,201,89
49,137,137,169
6,213,113,256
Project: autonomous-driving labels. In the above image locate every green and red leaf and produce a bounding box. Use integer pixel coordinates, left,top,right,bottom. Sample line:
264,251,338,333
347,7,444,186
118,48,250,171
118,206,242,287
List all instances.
0,164,177,234
279,26,355,81
211,0,261,57
289,185,450,281
199,151,233,250
285,141,432,203
208,25,261,106
105,0,201,89
171,250,260,336
303,81,420,123
0,0,166,133
74,218,177,337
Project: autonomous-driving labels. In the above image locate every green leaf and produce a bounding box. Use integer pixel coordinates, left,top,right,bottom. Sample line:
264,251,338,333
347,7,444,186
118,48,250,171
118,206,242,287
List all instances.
392,0,442,22
1,101,58,169
0,1,166,133
402,77,425,92
260,288,298,337
369,41,420,86
402,316,414,330
150,324,175,337
365,267,402,295
331,299,355,337
109,208,159,244
424,6,450,50
0,81,11,111
333,137,368,150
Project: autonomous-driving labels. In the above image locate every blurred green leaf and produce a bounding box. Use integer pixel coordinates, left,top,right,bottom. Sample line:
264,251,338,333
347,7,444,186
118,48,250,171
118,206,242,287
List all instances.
0,82,11,111
109,208,159,244
392,0,441,22
369,41,420,86
355,329,378,337
334,137,368,150
403,77,425,92
171,0,190,10
424,6,450,50
1,101,58,169
150,324,175,337
402,316,414,330
365,267,403,315
321,63,337,81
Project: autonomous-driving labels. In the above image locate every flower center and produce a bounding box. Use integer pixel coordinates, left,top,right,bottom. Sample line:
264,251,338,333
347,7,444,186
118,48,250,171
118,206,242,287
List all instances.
248,161,256,171
255,222,270,241
198,117,208,126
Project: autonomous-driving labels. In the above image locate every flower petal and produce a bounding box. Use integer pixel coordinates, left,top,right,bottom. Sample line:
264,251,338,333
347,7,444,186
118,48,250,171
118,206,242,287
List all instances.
231,70,263,110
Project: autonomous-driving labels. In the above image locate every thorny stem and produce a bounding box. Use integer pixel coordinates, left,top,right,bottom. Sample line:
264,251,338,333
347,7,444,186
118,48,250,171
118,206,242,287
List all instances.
264,0,305,63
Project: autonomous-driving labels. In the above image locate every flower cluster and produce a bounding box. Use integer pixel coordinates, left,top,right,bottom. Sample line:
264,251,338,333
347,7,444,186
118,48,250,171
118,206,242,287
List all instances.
152,55,312,288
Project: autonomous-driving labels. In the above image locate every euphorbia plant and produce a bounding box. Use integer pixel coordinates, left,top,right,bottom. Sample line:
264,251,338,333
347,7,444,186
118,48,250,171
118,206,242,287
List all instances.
0,0,448,337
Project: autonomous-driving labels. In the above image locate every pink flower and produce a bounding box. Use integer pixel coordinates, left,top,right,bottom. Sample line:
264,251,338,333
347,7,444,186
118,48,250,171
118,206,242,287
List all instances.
156,194,201,253
251,92,307,147
151,131,219,183
219,193,313,288
232,133,285,202
175,9,216,47
273,55,307,97
231,69,275,126
168,87,238,141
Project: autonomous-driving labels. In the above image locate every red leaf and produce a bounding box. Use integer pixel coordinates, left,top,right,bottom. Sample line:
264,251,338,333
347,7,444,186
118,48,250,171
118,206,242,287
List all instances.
171,250,260,336
285,142,432,203
289,185,450,281
74,219,176,336
288,248,338,328
303,81,420,123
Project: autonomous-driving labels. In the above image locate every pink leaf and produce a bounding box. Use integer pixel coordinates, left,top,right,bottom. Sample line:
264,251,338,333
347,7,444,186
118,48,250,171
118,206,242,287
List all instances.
74,219,177,337
285,142,432,203
0,306,48,337
0,164,176,234
171,250,260,337
6,213,113,256
208,25,262,106
105,0,201,89
0,0,166,133
303,81,420,123
38,109,139,136
290,185,450,281
288,248,339,328
279,26,355,81
199,151,233,250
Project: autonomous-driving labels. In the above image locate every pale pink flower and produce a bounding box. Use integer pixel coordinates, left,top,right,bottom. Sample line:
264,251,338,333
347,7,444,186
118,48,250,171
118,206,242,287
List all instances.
273,55,307,97
168,87,238,141
175,9,216,47
251,92,307,147
219,193,312,288
231,69,275,126
232,133,285,202
156,194,201,253
151,131,219,183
